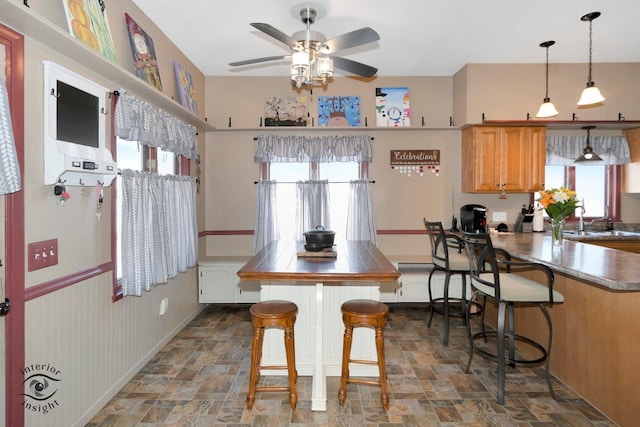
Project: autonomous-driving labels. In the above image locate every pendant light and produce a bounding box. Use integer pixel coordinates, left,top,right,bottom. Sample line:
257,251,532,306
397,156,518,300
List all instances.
575,126,603,162
536,40,559,118
577,12,605,106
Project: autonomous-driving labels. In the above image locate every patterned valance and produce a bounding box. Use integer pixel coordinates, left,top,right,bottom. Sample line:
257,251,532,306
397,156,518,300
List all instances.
114,92,198,159
254,134,373,163
546,136,631,166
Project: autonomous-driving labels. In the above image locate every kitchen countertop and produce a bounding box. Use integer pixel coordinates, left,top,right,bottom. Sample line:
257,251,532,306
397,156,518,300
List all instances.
487,232,640,291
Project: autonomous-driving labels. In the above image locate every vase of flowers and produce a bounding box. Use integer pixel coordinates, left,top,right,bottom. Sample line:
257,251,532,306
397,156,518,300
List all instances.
536,187,580,247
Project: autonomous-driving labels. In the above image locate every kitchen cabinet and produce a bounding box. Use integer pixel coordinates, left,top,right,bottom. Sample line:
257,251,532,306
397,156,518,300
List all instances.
623,128,640,193
198,261,260,303
461,126,546,193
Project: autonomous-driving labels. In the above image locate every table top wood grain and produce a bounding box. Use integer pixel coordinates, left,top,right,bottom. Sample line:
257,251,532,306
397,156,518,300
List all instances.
237,240,401,283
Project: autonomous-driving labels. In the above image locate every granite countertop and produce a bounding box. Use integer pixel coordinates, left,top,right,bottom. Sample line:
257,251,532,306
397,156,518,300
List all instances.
488,232,640,291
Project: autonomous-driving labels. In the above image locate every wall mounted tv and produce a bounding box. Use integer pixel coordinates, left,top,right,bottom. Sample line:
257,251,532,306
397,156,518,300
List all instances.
43,61,117,186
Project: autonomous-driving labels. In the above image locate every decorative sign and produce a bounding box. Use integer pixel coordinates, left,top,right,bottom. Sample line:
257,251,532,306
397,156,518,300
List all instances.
390,150,440,177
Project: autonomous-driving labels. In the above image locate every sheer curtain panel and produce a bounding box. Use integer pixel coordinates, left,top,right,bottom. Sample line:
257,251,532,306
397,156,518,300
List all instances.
121,169,197,296
253,180,279,252
295,180,330,240
346,180,377,244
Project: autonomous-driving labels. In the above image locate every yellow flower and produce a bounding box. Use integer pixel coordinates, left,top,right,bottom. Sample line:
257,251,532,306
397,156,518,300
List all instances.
536,187,579,220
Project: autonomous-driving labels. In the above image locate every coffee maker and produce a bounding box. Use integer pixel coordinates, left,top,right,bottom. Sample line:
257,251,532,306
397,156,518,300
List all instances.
460,204,487,233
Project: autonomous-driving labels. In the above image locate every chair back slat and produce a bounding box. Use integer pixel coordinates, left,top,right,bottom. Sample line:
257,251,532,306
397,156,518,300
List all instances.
462,232,501,300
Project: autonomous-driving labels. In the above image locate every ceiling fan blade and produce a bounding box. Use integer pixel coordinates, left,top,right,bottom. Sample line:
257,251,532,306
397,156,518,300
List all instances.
322,27,380,54
332,56,378,78
229,55,289,67
250,23,301,50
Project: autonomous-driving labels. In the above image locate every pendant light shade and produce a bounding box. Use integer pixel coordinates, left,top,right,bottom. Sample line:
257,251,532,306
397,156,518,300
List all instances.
577,12,605,106
536,41,559,118
575,126,603,162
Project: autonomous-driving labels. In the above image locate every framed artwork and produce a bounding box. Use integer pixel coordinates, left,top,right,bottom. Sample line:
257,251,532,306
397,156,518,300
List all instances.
62,0,117,62
173,61,198,114
375,87,410,127
264,96,308,127
318,96,360,127
125,13,163,91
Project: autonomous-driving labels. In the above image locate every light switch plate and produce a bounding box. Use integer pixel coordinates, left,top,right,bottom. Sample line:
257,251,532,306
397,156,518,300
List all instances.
492,212,507,222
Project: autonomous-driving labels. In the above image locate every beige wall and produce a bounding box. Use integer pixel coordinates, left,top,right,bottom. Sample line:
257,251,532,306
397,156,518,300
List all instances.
454,62,640,124
202,66,640,257
2,1,207,425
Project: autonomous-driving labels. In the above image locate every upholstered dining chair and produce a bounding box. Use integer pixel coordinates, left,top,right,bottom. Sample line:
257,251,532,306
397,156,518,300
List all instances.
461,232,564,405
423,219,481,345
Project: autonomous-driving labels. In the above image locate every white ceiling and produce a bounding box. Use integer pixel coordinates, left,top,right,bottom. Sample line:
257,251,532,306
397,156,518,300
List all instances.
131,0,639,78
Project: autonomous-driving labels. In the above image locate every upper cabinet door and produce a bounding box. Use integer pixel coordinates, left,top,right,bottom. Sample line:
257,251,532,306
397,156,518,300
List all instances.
462,126,545,194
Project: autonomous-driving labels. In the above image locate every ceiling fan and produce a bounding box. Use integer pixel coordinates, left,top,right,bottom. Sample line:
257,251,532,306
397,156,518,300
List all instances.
229,7,380,88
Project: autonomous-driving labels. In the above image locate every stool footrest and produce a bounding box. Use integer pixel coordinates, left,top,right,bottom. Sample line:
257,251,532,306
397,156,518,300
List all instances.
471,331,547,365
347,378,381,386
260,365,289,371
255,386,291,392
349,359,378,366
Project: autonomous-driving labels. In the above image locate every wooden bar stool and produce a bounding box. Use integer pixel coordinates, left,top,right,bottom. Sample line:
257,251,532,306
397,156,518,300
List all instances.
247,300,298,410
338,299,390,410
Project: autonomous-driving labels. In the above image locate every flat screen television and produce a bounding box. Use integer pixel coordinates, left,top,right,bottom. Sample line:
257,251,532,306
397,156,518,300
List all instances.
43,61,116,186
56,80,99,149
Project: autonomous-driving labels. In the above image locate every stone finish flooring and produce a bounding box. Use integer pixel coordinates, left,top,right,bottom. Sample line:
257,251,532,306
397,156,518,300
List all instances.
87,304,616,426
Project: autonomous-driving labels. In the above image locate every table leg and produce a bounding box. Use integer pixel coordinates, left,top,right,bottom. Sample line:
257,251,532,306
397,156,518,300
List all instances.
311,282,327,411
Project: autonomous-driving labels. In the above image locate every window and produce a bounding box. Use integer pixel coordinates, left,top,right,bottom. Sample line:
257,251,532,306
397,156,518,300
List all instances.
157,147,177,175
543,164,620,220
269,161,362,240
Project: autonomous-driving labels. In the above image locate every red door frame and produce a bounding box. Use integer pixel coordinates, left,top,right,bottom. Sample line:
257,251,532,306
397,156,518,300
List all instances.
1,23,26,427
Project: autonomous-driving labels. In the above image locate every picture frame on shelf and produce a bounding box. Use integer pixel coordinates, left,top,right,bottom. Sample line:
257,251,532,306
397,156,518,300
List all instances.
62,0,117,62
173,61,198,114
318,96,360,127
264,96,308,127
125,13,163,91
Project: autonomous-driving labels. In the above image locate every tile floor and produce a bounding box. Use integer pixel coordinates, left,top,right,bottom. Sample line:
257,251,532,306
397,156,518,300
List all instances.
87,304,616,426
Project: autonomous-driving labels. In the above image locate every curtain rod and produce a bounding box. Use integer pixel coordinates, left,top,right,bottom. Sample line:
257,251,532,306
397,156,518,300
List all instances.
254,180,375,184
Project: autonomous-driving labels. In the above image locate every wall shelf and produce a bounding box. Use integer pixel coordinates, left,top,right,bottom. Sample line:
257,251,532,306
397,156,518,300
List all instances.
1,0,215,132
481,120,640,131
212,126,461,133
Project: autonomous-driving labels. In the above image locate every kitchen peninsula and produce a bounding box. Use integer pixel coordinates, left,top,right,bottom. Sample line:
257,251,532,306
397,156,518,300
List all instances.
487,232,640,427
237,240,400,411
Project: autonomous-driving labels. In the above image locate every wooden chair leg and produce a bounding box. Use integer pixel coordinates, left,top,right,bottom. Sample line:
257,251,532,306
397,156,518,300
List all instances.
284,324,297,409
375,325,389,410
338,324,353,406
247,326,264,410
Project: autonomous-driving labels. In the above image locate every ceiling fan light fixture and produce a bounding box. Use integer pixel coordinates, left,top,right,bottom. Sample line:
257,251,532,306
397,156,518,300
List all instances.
291,51,310,88
577,12,605,107
536,40,559,118
316,56,333,79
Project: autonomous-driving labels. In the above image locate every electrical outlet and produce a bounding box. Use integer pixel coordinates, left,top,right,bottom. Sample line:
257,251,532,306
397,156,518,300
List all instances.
492,212,507,222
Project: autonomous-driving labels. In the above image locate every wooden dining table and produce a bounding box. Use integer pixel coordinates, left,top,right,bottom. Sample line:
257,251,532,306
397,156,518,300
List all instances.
237,240,400,411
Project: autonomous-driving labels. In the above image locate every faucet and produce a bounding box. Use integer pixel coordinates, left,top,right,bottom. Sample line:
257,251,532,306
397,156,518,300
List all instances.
577,205,585,232
587,217,614,231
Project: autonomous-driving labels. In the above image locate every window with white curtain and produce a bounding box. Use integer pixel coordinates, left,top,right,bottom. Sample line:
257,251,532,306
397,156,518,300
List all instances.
113,92,198,297
252,134,376,252
270,161,359,241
